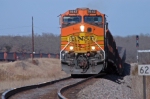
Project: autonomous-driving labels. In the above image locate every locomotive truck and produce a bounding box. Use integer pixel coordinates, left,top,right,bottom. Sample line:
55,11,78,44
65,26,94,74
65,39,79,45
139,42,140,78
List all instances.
59,8,126,76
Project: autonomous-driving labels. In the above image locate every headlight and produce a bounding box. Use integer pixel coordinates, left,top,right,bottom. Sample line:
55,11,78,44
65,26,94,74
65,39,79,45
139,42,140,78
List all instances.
69,46,74,50
91,46,95,50
80,25,84,32
62,53,65,56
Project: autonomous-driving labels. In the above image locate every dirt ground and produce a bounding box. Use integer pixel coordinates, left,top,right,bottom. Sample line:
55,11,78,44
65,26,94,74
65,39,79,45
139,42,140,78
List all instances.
0,58,70,94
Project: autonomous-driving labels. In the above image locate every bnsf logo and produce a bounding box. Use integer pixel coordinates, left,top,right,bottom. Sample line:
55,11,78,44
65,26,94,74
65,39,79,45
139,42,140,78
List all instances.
70,36,94,41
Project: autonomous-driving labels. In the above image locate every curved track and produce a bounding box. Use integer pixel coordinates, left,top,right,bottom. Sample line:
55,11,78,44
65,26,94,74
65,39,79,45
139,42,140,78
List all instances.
58,73,105,99
1,74,105,99
1,77,72,99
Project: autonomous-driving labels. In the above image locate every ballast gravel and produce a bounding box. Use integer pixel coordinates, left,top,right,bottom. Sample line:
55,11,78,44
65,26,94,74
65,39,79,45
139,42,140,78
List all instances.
77,63,143,99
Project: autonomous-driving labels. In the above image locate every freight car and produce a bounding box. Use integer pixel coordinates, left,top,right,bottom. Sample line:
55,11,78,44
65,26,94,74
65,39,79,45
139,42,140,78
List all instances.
59,8,126,76
0,52,5,61
0,52,59,61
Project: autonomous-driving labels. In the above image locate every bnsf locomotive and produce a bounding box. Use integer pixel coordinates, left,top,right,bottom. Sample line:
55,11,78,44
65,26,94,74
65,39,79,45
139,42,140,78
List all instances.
59,8,126,76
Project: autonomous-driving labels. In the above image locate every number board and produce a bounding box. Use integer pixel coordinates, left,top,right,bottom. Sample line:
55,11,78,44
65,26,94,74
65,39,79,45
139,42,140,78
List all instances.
138,65,150,75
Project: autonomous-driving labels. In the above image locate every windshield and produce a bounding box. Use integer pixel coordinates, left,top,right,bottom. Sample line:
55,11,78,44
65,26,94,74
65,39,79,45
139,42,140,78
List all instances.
84,16,103,27
63,16,81,24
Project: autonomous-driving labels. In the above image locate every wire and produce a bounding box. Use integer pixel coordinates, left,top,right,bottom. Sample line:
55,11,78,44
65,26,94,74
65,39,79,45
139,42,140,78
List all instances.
0,26,31,30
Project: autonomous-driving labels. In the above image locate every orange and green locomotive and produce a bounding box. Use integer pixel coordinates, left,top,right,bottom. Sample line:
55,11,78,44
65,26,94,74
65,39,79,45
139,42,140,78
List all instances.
59,8,126,76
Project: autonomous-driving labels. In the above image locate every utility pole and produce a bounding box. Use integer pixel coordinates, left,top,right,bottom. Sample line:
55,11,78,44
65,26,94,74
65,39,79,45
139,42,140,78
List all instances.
32,16,35,60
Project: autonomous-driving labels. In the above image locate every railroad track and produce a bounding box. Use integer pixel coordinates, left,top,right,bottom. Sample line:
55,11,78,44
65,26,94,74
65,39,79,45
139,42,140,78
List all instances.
1,77,73,99
58,73,105,99
1,74,105,99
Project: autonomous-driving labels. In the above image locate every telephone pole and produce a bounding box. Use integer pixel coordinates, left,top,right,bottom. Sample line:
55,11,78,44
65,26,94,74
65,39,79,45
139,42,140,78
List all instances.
32,16,35,60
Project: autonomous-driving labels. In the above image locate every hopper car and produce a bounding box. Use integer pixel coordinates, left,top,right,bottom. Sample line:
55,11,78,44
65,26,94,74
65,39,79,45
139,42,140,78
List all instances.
0,52,59,61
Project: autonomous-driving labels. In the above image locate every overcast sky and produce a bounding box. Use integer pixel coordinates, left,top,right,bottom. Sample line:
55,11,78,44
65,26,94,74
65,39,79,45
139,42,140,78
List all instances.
0,0,150,36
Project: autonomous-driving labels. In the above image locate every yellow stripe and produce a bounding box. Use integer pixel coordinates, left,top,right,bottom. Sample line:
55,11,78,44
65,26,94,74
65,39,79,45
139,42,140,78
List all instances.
61,33,104,52
61,37,68,41
61,44,104,46
61,33,104,41
97,36,104,40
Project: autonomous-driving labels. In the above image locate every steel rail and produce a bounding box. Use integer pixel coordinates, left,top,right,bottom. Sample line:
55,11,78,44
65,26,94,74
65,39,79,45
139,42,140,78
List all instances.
58,73,105,99
1,76,71,99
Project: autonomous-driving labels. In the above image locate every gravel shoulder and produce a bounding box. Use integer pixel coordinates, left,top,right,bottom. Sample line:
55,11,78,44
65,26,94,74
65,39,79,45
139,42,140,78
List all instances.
77,63,143,99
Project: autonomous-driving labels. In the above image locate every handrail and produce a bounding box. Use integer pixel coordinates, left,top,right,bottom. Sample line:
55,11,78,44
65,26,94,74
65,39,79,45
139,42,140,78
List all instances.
92,37,105,60
60,40,72,60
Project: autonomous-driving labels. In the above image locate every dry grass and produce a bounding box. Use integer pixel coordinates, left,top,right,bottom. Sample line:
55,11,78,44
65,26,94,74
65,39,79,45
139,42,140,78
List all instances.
0,58,70,93
131,63,150,99
146,75,150,99
131,63,138,76
130,63,143,98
